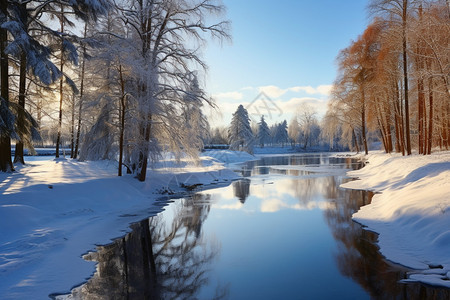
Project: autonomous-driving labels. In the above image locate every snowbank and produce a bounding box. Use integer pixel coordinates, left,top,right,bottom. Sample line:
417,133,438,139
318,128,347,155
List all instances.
341,151,450,287
0,152,246,299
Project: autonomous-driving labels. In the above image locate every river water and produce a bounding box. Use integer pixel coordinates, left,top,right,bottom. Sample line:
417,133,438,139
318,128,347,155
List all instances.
63,154,450,299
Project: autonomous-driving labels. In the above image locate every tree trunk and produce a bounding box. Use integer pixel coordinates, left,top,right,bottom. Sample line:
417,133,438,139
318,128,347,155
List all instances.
14,51,27,164
385,102,393,153
138,117,152,182
402,0,412,155
352,129,360,153
361,88,368,155
427,77,433,154
70,93,75,158
118,64,126,176
55,5,64,158
0,0,14,172
418,77,424,154
396,81,406,155
73,24,88,160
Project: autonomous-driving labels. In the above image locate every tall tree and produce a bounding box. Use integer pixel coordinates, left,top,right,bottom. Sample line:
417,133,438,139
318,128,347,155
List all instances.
0,0,108,169
0,0,14,171
288,116,300,147
369,0,419,155
257,115,270,147
229,104,254,154
113,0,229,181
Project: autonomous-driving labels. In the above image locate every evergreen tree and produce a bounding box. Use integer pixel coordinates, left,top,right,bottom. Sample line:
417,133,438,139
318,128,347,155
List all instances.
228,105,254,154
257,115,270,147
0,0,108,170
277,120,288,147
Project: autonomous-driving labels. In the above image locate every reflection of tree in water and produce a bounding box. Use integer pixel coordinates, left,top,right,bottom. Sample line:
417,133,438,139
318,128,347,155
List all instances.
288,176,337,207
324,178,450,299
233,179,250,203
65,193,228,299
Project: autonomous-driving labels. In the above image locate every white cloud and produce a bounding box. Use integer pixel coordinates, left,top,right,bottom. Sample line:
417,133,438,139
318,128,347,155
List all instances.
258,85,288,98
316,84,333,96
207,83,333,127
289,86,316,94
258,84,333,98
216,201,244,210
274,97,328,117
213,91,243,100
240,86,255,91
261,198,287,212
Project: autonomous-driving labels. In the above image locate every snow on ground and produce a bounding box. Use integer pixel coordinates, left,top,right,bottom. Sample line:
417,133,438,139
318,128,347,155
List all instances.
341,151,450,287
0,151,247,299
203,149,258,165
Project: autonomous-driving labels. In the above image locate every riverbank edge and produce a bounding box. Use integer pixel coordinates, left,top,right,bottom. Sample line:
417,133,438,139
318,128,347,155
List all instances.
340,151,450,288
0,152,249,299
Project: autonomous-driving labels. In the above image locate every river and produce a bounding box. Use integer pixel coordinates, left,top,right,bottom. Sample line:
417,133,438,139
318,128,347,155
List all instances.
59,153,450,299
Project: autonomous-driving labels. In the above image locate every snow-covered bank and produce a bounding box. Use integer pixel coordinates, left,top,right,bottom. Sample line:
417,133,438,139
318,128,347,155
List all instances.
0,152,246,299
341,151,450,287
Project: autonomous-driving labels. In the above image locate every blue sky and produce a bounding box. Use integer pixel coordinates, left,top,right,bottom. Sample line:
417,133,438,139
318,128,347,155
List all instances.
203,0,369,127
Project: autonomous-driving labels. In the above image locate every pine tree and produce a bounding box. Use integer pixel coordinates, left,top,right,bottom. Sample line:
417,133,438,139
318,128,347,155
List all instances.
229,105,254,154
0,0,108,170
277,120,288,147
257,115,270,147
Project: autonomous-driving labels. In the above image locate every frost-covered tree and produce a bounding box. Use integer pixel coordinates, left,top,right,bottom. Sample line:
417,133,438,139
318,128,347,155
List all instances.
112,0,229,181
298,104,318,149
288,117,300,147
228,105,254,154
78,0,228,180
257,115,270,147
181,73,210,155
0,0,108,170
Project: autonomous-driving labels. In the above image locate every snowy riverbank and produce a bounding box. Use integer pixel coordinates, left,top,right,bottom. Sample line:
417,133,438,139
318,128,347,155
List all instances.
0,152,244,299
341,151,450,288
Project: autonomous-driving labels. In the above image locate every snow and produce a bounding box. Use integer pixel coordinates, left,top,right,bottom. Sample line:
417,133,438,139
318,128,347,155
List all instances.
2,149,449,297
203,149,258,165
341,151,450,287
0,151,248,299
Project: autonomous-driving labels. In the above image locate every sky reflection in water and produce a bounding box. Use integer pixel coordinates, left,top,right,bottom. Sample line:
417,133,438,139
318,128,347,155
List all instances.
70,154,450,300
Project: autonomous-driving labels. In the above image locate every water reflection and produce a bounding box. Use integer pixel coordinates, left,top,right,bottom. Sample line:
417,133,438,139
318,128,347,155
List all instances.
324,179,450,299
232,179,250,204
60,154,449,299
66,194,228,299
240,154,363,177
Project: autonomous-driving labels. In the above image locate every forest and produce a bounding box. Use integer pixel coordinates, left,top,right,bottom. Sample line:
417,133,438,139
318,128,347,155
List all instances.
0,0,449,181
0,0,229,181
323,0,449,155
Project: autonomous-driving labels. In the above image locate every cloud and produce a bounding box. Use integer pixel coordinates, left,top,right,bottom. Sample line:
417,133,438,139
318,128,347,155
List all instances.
240,86,255,91
274,97,328,118
216,201,244,210
207,83,333,127
213,91,243,100
289,86,317,94
316,84,333,96
258,85,288,98
258,84,333,98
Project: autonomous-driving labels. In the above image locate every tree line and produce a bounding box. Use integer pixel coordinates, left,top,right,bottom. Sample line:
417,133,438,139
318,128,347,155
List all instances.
216,103,328,154
0,0,229,181
323,0,449,155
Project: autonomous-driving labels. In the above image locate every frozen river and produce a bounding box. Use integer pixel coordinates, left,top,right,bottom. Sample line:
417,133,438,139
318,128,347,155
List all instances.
60,154,450,299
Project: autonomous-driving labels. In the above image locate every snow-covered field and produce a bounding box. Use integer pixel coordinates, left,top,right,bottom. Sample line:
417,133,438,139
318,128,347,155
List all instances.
0,153,240,299
341,151,450,287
